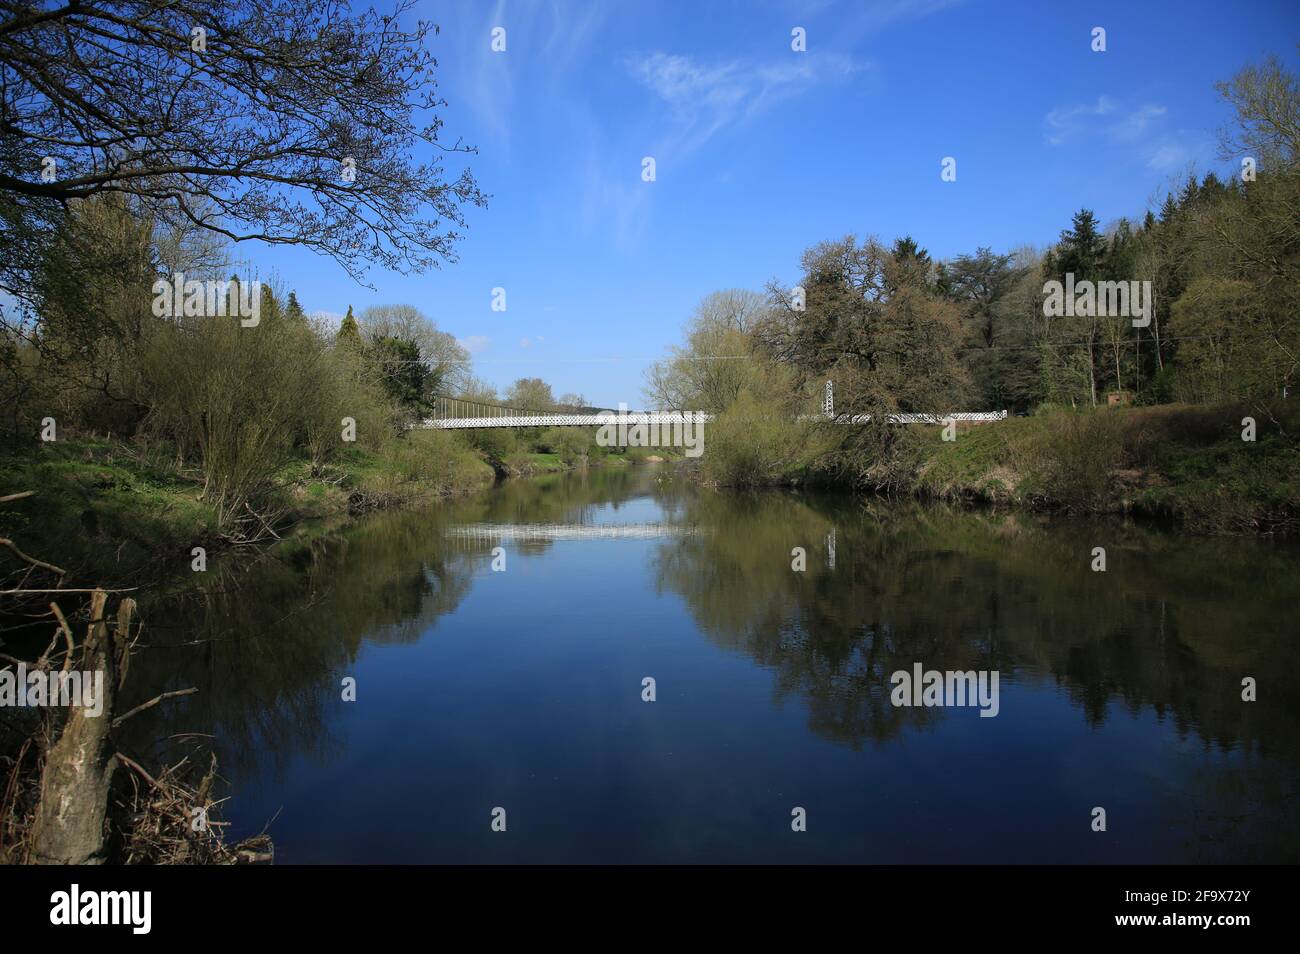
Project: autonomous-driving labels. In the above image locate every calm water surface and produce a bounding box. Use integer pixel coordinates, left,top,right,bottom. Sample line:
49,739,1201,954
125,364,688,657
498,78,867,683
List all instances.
123,465,1300,863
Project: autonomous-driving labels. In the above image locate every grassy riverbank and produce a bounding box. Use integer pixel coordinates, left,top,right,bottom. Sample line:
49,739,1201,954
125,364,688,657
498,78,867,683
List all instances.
0,430,493,586
0,429,670,588
914,400,1300,533
686,397,1298,534
505,446,666,475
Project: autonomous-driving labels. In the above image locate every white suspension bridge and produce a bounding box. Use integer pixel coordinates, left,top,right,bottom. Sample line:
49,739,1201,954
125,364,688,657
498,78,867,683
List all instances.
423,381,1006,430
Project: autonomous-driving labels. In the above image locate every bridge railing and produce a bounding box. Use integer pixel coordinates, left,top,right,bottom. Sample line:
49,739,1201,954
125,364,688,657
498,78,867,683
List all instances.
432,395,535,421
425,391,1008,430
430,395,619,421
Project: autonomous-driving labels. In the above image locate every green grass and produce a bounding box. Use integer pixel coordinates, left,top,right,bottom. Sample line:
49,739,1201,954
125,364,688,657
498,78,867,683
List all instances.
914,401,1300,532
1,431,496,586
914,420,1021,501
1,426,643,591
1134,425,1300,532
1,440,219,583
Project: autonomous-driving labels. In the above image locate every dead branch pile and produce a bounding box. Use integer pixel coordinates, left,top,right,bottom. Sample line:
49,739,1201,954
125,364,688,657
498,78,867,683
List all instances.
115,751,273,865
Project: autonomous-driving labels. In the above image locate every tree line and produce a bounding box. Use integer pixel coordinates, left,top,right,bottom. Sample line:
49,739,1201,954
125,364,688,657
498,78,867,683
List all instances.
648,58,1298,425
0,187,488,527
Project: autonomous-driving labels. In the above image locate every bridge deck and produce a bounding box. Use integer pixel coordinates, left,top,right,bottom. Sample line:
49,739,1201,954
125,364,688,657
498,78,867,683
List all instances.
421,411,1007,429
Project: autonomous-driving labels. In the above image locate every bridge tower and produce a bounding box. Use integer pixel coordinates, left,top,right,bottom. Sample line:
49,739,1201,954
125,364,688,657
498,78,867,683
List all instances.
823,380,834,418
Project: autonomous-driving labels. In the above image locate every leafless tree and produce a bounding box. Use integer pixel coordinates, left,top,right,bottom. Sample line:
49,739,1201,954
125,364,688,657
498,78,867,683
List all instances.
0,0,486,306
358,303,470,392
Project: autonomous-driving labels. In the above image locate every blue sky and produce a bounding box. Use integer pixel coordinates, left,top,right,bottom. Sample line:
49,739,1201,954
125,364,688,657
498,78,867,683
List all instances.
253,0,1300,406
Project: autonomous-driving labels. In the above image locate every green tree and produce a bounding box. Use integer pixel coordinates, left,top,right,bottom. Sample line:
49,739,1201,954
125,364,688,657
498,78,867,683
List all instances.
358,305,469,394
1048,209,1106,405
505,377,556,411
1057,210,1105,279
0,0,486,311
370,335,435,420
941,247,1026,410
338,306,361,346
258,284,282,325
1215,55,1300,169
759,235,971,421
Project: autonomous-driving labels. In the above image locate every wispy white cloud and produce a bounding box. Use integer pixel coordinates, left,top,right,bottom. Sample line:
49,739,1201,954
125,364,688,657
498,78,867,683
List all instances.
580,49,863,248
1044,96,1208,172
458,334,491,355
1045,97,1171,146
1114,103,1169,141
1146,143,1190,171
625,50,864,155
775,0,965,40
572,0,951,251
459,0,513,147
454,0,609,151
578,164,653,249
1144,130,1214,172
1044,96,1117,145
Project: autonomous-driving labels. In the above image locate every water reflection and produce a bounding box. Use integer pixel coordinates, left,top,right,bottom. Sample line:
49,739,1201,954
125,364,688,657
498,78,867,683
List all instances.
121,465,1300,862
654,490,1300,756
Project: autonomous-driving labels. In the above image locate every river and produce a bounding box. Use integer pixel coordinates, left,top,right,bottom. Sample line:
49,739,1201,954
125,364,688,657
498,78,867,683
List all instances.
121,464,1300,863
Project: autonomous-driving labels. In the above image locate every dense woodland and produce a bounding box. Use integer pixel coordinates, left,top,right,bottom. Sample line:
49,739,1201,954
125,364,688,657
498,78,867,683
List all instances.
648,58,1298,420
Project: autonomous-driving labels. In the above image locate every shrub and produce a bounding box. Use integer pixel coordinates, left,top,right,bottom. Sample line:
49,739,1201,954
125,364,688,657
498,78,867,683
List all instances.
539,427,591,464
1010,408,1127,511
701,390,827,487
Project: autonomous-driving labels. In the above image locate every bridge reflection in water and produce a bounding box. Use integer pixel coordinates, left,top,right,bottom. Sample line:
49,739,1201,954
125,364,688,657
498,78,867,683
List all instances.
443,522,701,543
440,522,841,567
